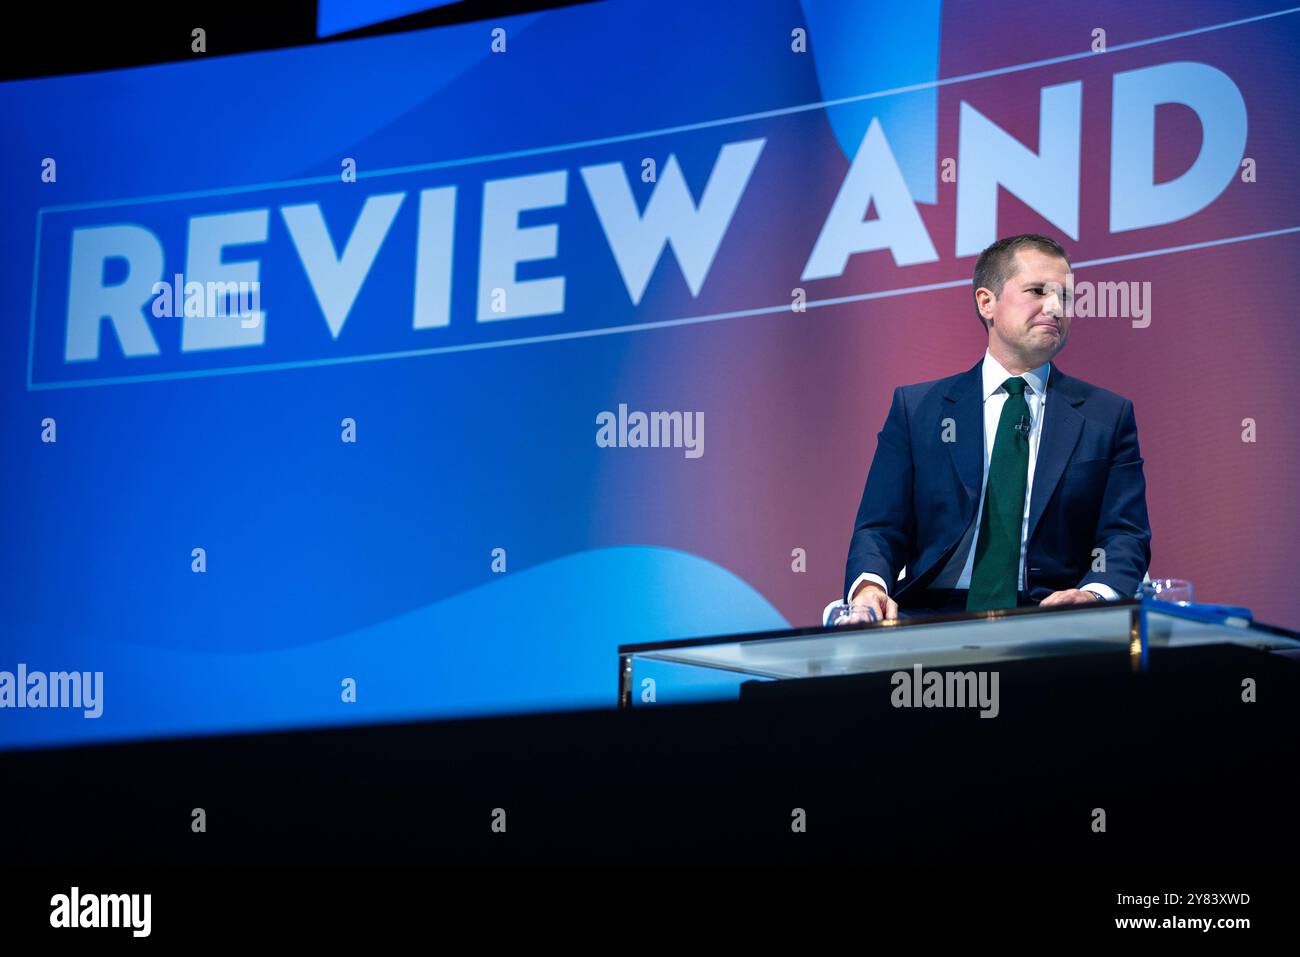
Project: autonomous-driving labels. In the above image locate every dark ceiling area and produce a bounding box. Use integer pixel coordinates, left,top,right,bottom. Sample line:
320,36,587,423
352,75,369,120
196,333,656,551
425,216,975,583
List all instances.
0,0,599,82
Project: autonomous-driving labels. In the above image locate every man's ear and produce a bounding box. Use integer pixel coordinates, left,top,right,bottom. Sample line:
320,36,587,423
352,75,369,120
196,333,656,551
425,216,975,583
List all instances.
976,287,996,328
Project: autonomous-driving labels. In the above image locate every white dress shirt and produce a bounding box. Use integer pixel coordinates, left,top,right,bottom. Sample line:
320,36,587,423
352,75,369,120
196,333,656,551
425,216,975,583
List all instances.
847,350,1119,605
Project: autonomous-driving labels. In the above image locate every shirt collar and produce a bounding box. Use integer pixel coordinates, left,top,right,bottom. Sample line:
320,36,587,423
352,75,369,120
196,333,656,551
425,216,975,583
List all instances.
981,349,1050,401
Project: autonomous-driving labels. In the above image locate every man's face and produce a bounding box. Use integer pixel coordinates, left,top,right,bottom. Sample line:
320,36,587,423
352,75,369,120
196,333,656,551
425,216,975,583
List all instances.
980,248,1072,363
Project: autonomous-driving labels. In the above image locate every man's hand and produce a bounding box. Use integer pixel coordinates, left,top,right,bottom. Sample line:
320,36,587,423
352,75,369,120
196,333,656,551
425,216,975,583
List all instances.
1039,588,1100,607
838,581,899,624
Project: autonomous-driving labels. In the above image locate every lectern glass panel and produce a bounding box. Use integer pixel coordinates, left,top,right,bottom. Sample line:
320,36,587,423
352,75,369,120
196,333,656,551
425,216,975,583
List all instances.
617,600,1300,708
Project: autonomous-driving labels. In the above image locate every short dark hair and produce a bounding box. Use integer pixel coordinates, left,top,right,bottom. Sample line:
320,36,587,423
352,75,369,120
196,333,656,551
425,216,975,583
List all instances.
972,234,1071,330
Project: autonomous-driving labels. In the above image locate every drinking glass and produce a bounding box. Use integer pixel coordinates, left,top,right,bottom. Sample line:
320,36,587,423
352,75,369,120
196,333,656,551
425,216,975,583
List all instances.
1140,578,1195,605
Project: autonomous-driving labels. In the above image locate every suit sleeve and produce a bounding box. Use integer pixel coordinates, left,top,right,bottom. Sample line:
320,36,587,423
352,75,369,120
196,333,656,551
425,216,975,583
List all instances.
843,386,916,599
1077,399,1152,598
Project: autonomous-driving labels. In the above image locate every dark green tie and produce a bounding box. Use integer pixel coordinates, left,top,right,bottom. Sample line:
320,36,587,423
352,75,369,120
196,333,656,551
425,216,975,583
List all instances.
967,377,1030,612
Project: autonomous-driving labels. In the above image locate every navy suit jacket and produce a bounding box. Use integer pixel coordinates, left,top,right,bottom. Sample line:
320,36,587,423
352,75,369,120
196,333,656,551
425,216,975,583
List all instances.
844,359,1152,606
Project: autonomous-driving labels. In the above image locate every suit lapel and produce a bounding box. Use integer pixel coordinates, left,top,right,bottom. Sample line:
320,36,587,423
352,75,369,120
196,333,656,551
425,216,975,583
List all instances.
1026,365,1086,543
942,361,985,513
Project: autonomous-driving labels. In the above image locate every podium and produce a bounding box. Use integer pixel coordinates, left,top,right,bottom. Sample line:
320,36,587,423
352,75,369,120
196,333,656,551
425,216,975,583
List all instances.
618,598,1300,708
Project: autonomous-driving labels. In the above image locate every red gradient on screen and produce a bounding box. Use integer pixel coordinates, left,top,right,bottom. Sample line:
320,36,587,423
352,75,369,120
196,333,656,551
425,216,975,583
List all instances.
592,5,1300,627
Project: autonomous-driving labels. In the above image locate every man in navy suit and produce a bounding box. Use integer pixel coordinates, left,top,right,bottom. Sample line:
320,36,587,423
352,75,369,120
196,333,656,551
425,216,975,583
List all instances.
842,234,1151,620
